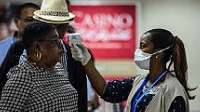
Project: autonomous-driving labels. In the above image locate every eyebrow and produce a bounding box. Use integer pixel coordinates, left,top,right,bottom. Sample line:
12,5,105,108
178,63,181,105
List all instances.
140,40,147,44
22,16,34,20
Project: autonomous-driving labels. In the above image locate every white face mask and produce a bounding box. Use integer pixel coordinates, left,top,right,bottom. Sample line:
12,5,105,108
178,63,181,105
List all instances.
134,46,170,70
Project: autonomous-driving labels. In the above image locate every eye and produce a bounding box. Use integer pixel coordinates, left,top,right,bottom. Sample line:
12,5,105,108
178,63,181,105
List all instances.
140,43,146,49
53,39,62,48
23,18,36,23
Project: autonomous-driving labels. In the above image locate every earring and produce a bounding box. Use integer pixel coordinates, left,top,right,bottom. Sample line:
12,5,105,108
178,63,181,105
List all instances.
155,55,158,59
36,52,42,61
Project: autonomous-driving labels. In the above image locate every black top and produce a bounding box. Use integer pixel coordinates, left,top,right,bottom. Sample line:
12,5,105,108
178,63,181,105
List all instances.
0,40,87,112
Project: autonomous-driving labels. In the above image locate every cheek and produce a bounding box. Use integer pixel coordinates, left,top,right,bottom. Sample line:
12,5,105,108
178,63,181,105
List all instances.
41,51,61,67
47,48,61,60
19,22,27,32
149,54,157,66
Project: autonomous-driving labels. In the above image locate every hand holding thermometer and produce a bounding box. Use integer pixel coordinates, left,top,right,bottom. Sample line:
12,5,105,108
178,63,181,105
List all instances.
67,33,83,60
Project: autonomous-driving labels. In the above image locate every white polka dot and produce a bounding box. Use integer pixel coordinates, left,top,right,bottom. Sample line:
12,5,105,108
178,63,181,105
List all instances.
173,109,176,112
179,105,182,107
144,99,146,102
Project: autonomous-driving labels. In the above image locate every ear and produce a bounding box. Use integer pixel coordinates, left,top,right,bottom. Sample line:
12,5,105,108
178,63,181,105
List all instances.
14,18,20,29
32,41,42,53
155,52,165,59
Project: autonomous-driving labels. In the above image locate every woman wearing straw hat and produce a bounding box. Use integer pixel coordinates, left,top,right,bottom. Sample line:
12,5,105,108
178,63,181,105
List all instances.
0,0,88,111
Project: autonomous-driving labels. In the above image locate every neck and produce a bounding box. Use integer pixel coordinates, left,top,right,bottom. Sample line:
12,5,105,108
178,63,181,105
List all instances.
149,64,166,83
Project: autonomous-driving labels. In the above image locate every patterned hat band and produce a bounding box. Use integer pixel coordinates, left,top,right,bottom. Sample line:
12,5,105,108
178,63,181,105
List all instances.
33,15,74,24
39,11,69,17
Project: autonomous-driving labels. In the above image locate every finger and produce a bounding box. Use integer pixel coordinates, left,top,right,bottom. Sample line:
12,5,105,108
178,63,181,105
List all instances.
73,43,79,51
77,44,88,53
70,44,77,55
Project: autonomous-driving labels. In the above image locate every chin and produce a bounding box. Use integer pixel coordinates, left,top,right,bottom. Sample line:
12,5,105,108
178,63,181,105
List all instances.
47,61,57,68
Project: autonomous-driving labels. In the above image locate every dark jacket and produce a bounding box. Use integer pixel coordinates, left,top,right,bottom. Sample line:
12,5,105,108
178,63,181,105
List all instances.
0,40,87,112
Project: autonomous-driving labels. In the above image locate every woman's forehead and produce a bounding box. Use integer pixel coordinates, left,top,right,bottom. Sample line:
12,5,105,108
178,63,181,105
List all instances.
140,33,152,43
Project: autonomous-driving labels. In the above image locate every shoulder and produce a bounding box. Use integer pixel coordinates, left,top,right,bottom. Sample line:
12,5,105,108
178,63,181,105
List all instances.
162,73,187,97
7,65,32,82
0,36,13,44
10,40,23,48
7,40,24,56
164,73,183,89
0,37,14,53
133,74,147,84
6,39,24,53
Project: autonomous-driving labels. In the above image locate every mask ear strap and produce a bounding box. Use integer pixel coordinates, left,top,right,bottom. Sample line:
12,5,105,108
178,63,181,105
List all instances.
152,46,171,55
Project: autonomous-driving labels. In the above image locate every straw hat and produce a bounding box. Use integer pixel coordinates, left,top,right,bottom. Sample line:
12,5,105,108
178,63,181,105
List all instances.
33,0,75,24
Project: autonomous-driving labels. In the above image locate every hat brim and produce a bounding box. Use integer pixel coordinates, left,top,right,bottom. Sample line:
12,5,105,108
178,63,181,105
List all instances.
33,10,75,24
33,15,74,24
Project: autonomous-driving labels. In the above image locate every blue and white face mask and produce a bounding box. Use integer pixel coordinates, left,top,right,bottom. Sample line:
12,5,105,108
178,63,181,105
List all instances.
134,46,171,70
